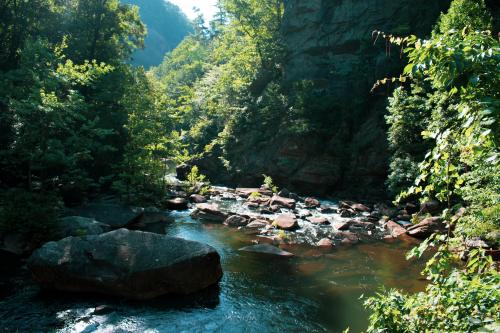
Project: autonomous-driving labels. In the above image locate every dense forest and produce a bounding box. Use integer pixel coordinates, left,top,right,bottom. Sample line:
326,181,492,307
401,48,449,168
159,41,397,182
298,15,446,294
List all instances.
0,0,498,332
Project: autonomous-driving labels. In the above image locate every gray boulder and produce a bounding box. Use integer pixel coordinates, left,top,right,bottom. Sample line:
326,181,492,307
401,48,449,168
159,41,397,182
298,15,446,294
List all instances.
67,203,143,229
58,216,110,238
28,229,223,300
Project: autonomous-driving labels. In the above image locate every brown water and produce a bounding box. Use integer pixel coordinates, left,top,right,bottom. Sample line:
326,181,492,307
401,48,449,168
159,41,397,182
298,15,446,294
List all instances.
0,209,427,333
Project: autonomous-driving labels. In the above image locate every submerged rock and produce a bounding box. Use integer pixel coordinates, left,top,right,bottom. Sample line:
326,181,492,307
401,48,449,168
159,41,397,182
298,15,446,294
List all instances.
28,229,223,300
239,244,294,257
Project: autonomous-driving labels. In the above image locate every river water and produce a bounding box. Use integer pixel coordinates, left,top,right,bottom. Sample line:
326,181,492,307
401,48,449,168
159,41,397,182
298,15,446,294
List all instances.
0,200,427,333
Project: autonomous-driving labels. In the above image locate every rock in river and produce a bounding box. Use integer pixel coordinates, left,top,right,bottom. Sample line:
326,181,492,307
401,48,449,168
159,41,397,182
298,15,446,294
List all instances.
274,214,299,231
406,216,446,239
28,229,223,300
224,215,249,227
270,195,296,209
239,244,294,257
191,203,228,222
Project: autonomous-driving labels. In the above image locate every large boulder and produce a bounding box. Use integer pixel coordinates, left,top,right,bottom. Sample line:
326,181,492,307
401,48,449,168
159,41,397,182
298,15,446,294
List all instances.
236,188,273,198
191,203,228,222
58,216,110,238
67,203,143,229
274,214,299,230
406,217,446,239
385,221,407,238
28,229,223,300
165,198,189,210
224,215,249,227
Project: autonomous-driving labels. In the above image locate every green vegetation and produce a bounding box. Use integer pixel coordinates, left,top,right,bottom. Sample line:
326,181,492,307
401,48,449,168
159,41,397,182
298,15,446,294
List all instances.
262,174,279,194
366,0,499,331
185,166,210,195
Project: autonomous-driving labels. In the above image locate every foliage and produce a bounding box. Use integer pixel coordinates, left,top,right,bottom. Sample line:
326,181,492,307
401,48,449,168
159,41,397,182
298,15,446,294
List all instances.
365,235,500,333
185,166,210,195
0,189,62,243
262,174,278,193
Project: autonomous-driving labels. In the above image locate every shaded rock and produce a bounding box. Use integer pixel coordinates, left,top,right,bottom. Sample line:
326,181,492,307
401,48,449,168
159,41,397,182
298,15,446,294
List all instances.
337,220,374,231
340,209,356,218
336,231,359,245
405,202,419,214
407,217,446,239
274,214,299,231
224,215,249,227
58,216,110,238
1,233,28,256
166,198,189,210
289,193,301,201
305,197,320,208
28,229,223,300
189,194,207,204
270,195,296,209
191,203,228,222
419,200,441,215
386,221,407,238
247,195,271,206
246,220,269,229
68,203,143,229
320,206,337,214
239,244,293,257
176,163,191,180
277,188,290,198
317,238,333,248
307,217,330,225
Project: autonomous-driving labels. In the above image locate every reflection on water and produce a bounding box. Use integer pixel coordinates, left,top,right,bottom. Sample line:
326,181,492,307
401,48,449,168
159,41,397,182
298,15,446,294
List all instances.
0,209,427,333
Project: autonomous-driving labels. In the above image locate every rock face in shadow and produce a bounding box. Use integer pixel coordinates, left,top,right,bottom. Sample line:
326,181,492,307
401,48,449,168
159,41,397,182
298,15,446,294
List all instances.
67,203,144,229
28,229,223,300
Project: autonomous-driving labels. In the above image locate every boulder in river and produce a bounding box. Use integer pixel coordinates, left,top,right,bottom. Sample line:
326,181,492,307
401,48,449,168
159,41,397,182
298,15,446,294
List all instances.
246,220,269,229
274,214,299,231
166,198,189,210
58,216,110,238
406,217,446,239
236,188,273,198
304,197,320,208
28,229,223,300
189,194,207,204
239,244,294,257
270,195,296,209
191,203,228,222
385,221,407,238
317,238,334,248
224,215,249,227
67,203,144,229
307,217,330,225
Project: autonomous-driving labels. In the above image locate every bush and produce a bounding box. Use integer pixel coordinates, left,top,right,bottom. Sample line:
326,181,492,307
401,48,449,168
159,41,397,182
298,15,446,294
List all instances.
0,189,62,243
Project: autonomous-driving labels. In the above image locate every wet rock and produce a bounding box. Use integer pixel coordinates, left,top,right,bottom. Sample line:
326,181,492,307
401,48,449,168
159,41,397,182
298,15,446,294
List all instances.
385,221,407,238
246,220,269,229
28,229,223,300
247,196,271,206
297,210,313,218
58,217,110,238
67,203,144,229
336,231,360,245
270,195,296,209
419,200,441,215
320,206,337,214
191,203,228,222
289,193,301,202
406,217,446,239
239,244,294,257
277,188,290,198
305,197,320,208
92,305,114,316
307,217,330,225
224,215,249,227
189,194,207,203
236,188,273,198
166,198,189,210
274,214,299,231
340,209,356,218
340,201,370,213
337,220,374,231
317,238,334,248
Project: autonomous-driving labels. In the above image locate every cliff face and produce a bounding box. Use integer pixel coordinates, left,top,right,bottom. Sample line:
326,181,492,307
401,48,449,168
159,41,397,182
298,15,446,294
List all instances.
264,0,451,197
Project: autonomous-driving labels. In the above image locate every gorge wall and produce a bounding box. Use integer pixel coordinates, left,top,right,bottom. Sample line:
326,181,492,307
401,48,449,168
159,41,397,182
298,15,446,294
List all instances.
191,0,451,198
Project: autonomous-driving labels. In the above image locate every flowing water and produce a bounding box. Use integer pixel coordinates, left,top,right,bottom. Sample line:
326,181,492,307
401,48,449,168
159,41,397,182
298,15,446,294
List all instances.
0,198,427,333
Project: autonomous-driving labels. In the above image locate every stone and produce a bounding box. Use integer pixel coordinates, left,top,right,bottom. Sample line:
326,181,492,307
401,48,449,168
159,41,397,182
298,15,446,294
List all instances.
247,195,271,206
385,221,407,238
176,163,192,180
307,216,330,225
304,197,320,208
191,203,228,222
406,217,446,239
274,214,299,231
337,220,374,231
67,203,143,229
405,202,419,214
239,244,294,257
236,188,273,198
419,200,441,215
336,231,359,245
270,195,296,209
246,220,269,229
224,215,249,227
351,203,371,213
28,229,223,300
189,194,207,203
277,188,290,198
289,193,301,201
340,209,356,218
166,198,189,210
317,238,333,248
297,210,313,218
58,216,110,238
320,206,337,214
